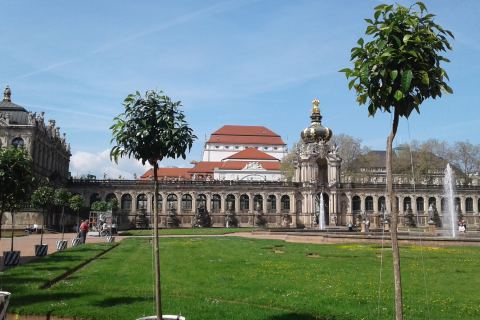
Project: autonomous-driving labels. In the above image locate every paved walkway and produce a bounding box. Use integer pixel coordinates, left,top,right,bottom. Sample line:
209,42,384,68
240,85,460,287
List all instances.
0,232,125,270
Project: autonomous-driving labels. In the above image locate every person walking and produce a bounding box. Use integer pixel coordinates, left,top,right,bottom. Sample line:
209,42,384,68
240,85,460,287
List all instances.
79,220,89,243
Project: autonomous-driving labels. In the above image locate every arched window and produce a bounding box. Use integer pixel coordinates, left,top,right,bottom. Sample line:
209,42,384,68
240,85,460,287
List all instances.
253,195,263,211
378,196,386,212
455,197,461,212
416,197,424,212
365,196,373,211
466,197,473,212
281,195,290,211
240,194,249,212
11,137,24,148
181,194,192,212
441,198,446,212
151,194,163,212
167,194,178,210
137,194,147,210
226,194,235,211
196,194,206,210
121,194,132,210
352,196,361,212
211,194,221,213
89,193,101,206
267,195,276,212
428,197,437,210
403,197,412,212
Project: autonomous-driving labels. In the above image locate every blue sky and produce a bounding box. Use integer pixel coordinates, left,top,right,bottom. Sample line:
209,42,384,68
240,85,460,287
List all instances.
1,0,478,178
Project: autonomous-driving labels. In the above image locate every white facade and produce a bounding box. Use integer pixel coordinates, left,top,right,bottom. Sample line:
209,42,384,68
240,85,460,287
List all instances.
213,162,283,181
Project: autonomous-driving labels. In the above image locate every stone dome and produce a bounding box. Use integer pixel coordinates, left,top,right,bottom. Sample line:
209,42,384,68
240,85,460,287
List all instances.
300,99,332,144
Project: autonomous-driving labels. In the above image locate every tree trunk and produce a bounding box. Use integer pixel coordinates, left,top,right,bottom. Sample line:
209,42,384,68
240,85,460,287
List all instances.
387,109,403,320
40,210,45,245
10,211,15,251
0,204,4,239
61,206,65,241
153,162,163,319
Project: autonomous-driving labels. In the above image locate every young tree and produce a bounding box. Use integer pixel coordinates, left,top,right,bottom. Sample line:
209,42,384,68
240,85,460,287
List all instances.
31,185,55,246
341,3,453,319
54,188,71,241
0,147,33,248
69,194,84,232
110,90,196,319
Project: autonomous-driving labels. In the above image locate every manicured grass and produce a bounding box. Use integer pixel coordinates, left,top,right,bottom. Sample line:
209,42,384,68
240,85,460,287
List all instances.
120,227,247,236
3,238,480,319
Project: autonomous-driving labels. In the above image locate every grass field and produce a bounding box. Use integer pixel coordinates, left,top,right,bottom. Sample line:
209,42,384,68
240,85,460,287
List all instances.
2,237,480,319
120,227,247,236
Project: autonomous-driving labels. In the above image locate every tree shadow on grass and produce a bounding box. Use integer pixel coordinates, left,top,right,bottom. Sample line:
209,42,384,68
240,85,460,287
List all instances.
10,291,88,307
91,296,148,307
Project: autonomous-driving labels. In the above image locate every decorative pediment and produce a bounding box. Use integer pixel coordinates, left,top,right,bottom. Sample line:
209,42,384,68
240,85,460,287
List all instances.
242,162,265,171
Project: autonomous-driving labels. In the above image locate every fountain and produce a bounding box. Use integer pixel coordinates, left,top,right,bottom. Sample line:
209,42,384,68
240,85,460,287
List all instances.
443,164,457,238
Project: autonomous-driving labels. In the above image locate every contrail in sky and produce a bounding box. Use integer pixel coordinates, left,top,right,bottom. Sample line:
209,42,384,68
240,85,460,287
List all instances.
14,0,257,80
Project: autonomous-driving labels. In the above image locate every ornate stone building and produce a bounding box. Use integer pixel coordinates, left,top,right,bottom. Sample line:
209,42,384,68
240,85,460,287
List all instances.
0,86,71,183
69,98,480,229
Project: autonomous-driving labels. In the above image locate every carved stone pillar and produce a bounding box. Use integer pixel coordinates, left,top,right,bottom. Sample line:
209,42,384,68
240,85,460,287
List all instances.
206,193,212,212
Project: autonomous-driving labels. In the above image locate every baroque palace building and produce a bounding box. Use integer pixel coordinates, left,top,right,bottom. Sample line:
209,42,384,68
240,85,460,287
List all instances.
68,99,480,229
0,86,71,183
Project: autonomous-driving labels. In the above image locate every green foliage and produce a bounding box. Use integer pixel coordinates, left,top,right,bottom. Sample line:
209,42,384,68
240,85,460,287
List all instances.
69,194,84,213
340,2,453,118
0,147,34,212
110,90,197,166
91,200,110,212
31,185,55,212
54,188,71,207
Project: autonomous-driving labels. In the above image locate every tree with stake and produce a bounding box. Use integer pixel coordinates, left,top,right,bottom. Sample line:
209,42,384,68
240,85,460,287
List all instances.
31,186,55,247
110,90,196,319
54,188,71,241
0,147,33,251
340,2,453,319
69,194,84,233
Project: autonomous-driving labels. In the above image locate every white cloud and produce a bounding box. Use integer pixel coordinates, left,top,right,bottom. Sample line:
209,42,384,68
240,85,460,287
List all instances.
70,149,149,179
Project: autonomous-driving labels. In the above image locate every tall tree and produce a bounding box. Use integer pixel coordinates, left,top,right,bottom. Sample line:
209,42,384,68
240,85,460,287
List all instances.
111,90,196,319
341,3,453,319
54,188,71,241
31,185,55,246
0,147,33,247
451,141,479,184
329,133,367,173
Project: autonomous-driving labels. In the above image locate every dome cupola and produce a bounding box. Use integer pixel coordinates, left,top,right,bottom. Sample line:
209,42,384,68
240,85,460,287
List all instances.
300,98,332,144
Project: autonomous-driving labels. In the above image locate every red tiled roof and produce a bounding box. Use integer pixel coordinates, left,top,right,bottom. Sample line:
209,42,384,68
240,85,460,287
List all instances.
187,162,223,173
224,148,279,161
140,168,191,180
207,125,285,145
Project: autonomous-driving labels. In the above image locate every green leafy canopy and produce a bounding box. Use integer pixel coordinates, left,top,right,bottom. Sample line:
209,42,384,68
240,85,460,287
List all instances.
340,2,454,118
110,90,197,166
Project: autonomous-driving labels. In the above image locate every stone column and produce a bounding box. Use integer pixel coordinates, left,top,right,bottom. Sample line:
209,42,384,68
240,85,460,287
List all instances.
276,193,281,214
191,192,197,213
220,193,226,214
131,193,137,214
248,193,254,214
176,192,182,214
147,193,153,214
206,193,212,212
262,193,267,214
235,194,240,214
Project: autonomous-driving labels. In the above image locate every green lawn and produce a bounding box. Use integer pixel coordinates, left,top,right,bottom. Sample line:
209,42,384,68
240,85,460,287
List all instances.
120,227,247,236
3,238,480,319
